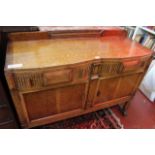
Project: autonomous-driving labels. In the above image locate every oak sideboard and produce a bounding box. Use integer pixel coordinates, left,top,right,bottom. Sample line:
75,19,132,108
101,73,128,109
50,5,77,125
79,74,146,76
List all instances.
4,27,153,128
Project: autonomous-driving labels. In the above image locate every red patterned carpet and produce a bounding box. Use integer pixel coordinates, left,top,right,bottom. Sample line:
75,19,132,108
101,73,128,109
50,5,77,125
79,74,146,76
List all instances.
39,108,123,129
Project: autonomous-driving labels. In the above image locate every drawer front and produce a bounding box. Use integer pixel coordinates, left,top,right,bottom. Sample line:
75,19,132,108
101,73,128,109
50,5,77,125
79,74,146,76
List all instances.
10,64,89,91
91,59,146,79
12,69,73,91
43,69,72,86
122,59,145,72
13,71,44,91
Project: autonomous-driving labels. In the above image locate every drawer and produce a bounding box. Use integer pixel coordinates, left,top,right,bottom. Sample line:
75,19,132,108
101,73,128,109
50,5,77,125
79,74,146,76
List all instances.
122,60,145,72
43,69,72,86
91,59,146,79
12,68,73,91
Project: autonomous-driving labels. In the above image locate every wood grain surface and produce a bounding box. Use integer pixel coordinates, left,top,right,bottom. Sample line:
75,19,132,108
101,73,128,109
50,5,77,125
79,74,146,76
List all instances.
4,27,153,128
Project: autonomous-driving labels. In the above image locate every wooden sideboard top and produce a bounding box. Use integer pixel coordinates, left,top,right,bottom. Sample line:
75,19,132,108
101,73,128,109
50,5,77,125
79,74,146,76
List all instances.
5,27,152,70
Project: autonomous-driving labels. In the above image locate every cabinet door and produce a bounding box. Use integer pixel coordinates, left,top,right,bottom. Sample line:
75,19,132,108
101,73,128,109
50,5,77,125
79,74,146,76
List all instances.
87,77,120,106
88,73,142,106
94,77,120,105
114,73,141,98
21,83,86,124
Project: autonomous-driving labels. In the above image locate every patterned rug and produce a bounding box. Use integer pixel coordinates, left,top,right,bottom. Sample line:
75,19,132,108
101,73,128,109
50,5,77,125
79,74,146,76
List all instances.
39,108,123,129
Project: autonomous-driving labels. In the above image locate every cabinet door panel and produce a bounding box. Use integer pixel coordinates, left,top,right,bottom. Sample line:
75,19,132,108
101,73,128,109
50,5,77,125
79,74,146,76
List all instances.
94,77,120,104
114,73,141,98
58,84,85,113
23,84,86,121
24,89,57,120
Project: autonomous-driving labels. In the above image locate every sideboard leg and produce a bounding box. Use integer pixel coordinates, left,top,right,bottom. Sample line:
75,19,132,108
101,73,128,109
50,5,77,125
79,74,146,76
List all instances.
119,92,136,116
122,109,128,116
118,101,130,116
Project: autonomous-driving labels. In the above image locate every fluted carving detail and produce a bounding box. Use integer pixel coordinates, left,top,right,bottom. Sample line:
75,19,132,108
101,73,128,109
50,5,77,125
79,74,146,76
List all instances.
92,62,124,75
14,72,43,90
